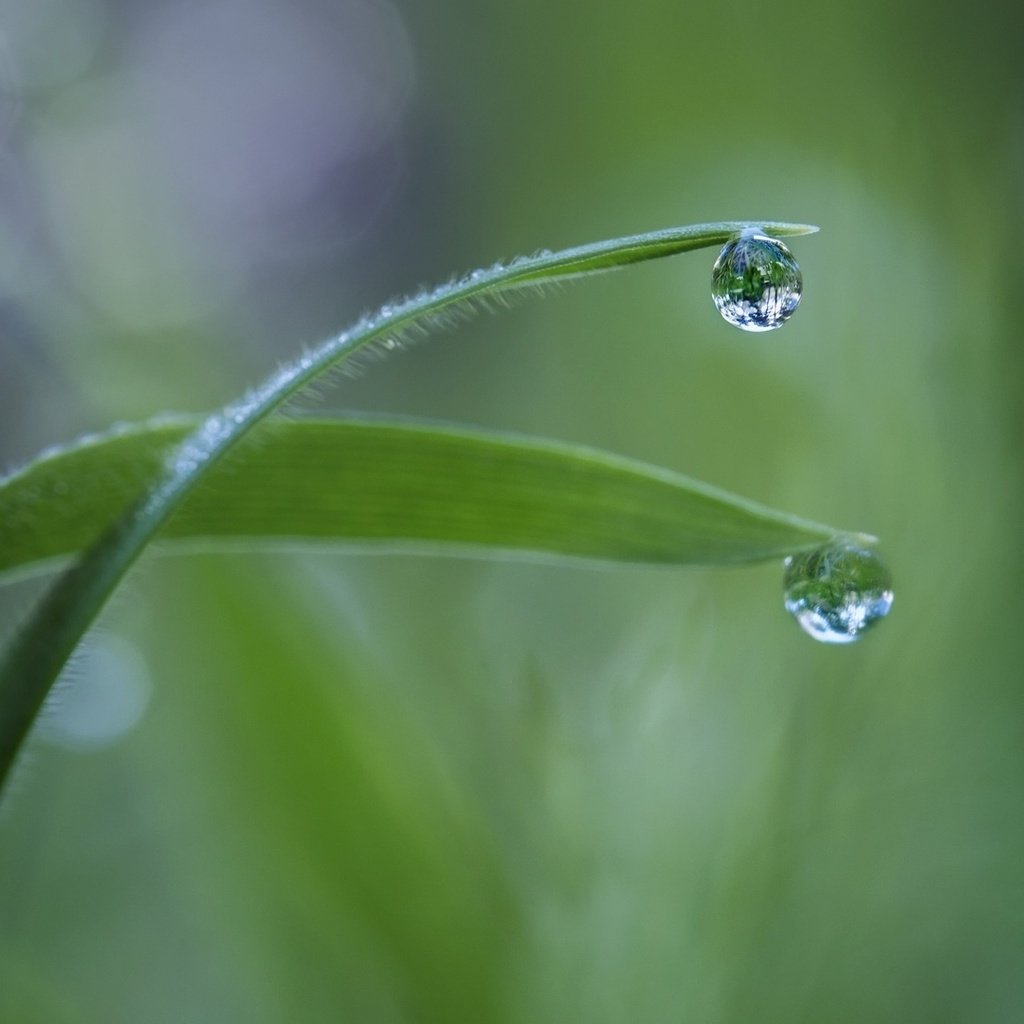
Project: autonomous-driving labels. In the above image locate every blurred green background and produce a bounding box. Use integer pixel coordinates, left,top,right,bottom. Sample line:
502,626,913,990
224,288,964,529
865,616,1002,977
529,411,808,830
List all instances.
1,0,1021,1020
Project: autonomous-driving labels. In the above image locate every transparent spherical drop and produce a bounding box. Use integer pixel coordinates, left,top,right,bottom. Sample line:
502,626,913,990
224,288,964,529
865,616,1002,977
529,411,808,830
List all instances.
711,233,802,332
783,540,893,644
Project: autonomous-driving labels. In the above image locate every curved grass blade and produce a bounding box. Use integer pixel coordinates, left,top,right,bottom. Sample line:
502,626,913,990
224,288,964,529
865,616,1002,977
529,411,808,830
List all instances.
0,221,817,791
0,416,854,581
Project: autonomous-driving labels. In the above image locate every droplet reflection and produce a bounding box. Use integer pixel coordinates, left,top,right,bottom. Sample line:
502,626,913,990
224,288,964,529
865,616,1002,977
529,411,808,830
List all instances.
711,232,802,332
783,540,893,644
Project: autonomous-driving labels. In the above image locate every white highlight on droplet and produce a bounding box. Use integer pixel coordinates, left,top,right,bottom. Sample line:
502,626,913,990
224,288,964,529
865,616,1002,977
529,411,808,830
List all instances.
42,636,153,750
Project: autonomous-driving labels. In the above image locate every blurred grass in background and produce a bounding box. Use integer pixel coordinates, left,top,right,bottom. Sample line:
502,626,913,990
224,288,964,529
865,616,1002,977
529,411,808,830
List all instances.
1,0,1021,1020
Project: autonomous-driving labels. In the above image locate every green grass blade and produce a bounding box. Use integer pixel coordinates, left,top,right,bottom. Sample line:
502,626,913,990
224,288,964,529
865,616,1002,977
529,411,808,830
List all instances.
493,221,817,285
0,417,850,580
0,220,817,792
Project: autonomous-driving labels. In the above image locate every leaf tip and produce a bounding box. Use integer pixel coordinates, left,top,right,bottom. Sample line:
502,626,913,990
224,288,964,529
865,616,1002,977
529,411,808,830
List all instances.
763,222,820,237
849,530,880,546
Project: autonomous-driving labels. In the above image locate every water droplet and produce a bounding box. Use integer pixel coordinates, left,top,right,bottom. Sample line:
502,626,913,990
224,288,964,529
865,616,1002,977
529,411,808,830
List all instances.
783,540,893,644
44,636,153,751
711,232,802,332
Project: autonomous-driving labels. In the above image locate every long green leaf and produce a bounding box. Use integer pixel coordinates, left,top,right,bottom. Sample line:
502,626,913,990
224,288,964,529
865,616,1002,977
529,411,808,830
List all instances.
0,221,818,792
0,417,851,580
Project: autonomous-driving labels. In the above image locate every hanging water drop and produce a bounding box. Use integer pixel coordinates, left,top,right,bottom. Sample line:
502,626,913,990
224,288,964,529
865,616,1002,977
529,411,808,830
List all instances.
783,540,893,644
711,232,802,332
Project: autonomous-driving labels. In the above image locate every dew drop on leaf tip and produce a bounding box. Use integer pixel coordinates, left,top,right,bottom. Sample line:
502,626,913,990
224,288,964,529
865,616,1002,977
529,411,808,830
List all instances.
783,540,894,644
712,232,802,332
